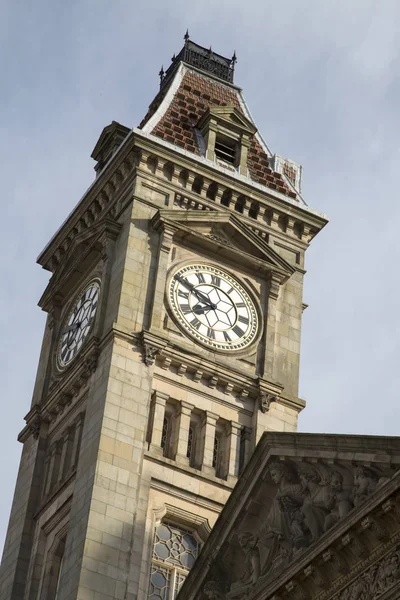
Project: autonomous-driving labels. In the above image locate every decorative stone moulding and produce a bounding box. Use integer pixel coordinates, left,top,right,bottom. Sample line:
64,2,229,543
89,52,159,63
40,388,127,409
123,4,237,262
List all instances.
144,333,283,411
23,343,101,439
138,145,321,245
38,148,138,273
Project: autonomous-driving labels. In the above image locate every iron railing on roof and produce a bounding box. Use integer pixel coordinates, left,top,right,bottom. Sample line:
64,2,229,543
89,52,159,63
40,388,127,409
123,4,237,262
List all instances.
159,36,236,89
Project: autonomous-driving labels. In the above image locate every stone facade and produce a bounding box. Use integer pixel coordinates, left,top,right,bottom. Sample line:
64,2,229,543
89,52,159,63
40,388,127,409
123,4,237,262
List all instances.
0,37,327,600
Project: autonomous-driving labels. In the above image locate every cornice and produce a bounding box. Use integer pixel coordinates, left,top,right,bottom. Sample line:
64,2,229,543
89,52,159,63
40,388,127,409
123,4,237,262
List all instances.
38,218,122,311
37,135,138,273
139,328,286,413
36,126,326,280
133,128,328,225
151,209,295,279
147,452,235,493
150,476,225,514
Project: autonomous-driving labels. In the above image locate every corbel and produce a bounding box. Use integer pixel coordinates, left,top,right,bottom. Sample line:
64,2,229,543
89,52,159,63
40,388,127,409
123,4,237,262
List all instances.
340,532,367,561
141,330,168,367
160,357,172,370
267,272,282,301
208,376,218,389
285,580,307,600
303,564,328,590
192,369,203,383
258,392,276,414
98,218,122,262
18,404,47,443
322,548,349,576
177,363,187,377
151,214,176,255
257,377,283,413
360,515,389,543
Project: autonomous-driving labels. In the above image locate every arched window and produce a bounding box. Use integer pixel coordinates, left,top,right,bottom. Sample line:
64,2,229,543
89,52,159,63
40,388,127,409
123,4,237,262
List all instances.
149,522,200,599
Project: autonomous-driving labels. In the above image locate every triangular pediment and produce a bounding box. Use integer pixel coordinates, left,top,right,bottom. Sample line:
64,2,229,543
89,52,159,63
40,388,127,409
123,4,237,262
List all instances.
180,432,400,600
198,105,257,137
152,210,294,280
38,218,121,310
91,121,130,163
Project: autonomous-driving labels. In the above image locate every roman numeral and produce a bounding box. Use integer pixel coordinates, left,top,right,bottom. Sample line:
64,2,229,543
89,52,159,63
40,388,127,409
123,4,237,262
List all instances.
180,304,192,314
223,331,231,342
211,275,221,286
238,315,249,326
236,302,246,308
226,287,234,294
196,272,205,283
207,328,215,339
233,324,245,338
178,290,189,300
190,317,202,330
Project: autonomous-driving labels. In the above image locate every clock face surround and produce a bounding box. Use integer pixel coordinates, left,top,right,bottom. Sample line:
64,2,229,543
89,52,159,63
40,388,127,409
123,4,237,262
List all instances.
168,264,259,352
56,279,101,370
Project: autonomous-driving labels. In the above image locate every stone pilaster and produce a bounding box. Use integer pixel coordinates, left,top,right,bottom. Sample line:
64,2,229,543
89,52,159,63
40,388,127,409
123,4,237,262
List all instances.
200,411,219,477
227,421,242,482
149,391,169,456
174,401,194,467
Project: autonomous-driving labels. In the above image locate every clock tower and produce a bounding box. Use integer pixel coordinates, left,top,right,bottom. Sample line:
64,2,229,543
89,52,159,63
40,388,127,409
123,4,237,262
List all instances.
0,35,327,600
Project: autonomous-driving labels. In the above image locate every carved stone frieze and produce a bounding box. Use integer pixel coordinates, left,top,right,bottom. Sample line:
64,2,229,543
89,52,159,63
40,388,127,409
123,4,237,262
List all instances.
205,459,397,599
331,546,400,600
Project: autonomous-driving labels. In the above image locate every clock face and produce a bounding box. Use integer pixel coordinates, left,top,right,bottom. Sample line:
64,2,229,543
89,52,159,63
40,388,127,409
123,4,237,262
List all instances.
57,279,100,369
168,264,259,352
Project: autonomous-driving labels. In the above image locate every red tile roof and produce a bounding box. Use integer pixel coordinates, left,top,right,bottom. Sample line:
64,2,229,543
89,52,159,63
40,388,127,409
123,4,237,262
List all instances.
139,70,296,199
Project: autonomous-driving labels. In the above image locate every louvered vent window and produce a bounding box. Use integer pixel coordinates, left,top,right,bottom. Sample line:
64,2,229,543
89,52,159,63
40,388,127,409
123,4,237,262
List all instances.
215,137,236,165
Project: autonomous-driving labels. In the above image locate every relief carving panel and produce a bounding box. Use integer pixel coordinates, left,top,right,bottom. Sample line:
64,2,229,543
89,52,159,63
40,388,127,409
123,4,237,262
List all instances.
201,459,395,600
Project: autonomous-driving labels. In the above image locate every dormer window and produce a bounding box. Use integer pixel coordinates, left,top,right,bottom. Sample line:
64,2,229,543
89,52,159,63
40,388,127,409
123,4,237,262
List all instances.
197,105,257,176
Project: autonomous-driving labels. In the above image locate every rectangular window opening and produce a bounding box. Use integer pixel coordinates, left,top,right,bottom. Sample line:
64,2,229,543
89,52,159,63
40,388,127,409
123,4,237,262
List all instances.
215,137,236,165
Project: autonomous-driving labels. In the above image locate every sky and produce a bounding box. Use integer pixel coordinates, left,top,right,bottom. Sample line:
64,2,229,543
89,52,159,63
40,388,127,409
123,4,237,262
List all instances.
1,0,400,555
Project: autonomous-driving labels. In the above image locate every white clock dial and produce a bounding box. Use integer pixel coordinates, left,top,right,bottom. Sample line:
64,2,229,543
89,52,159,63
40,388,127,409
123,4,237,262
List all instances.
57,279,100,369
169,264,259,352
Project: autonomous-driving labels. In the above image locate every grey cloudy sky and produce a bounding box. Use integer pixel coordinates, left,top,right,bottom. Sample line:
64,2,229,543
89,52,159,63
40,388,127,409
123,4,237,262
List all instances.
1,0,400,553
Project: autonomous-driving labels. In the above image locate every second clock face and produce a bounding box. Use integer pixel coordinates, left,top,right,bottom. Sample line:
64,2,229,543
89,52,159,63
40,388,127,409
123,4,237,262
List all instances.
57,279,100,369
169,264,259,352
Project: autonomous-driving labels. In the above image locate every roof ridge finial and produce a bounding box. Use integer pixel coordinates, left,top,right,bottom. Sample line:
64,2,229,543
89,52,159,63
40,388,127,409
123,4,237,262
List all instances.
158,65,164,84
231,50,237,65
184,29,190,41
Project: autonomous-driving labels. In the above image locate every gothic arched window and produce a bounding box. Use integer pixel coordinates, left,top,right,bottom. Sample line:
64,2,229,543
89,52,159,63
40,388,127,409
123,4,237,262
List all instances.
149,522,200,599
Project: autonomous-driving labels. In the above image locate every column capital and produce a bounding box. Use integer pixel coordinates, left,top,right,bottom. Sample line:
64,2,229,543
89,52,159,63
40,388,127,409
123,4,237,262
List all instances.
152,391,169,405
179,401,194,415
230,421,242,435
202,411,219,425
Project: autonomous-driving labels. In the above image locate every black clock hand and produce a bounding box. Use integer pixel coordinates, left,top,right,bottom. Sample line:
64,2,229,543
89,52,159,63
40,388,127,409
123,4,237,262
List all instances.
176,276,217,308
192,303,213,315
61,322,80,335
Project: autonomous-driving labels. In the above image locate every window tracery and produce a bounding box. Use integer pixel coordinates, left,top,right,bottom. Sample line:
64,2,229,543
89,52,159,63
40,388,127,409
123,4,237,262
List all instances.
149,522,200,600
